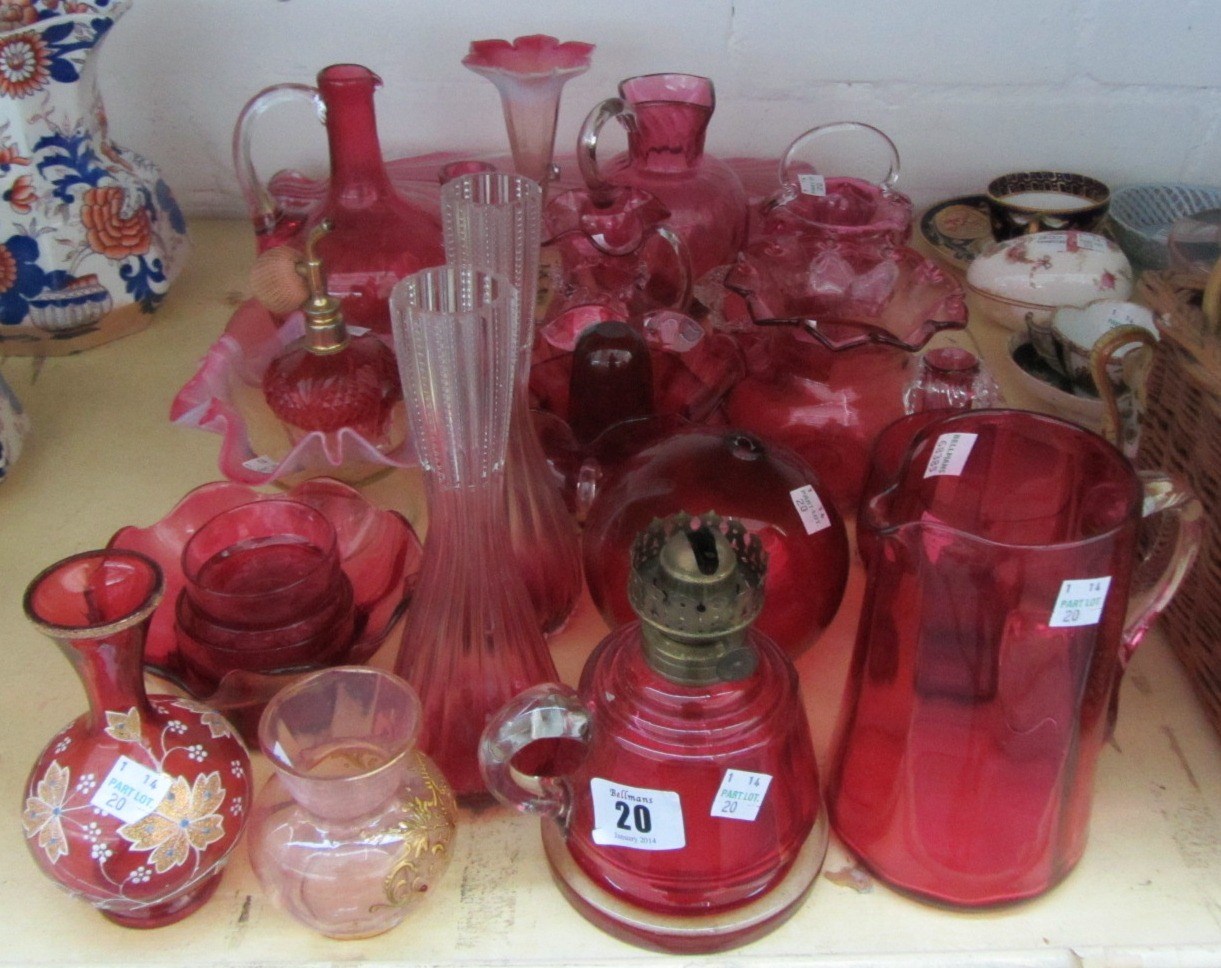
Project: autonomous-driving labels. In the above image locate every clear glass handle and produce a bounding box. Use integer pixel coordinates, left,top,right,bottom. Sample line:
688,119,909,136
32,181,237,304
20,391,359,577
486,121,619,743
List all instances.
1120,470,1204,666
779,120,901,191
578,96,635,198
478,682,591,818
232,82,323,235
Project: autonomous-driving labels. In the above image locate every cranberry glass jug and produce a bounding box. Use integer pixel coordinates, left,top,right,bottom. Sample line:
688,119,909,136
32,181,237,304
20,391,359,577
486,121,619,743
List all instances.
830,410,1202,905
480,513,827,952
234,64,444,334
577,73,748,280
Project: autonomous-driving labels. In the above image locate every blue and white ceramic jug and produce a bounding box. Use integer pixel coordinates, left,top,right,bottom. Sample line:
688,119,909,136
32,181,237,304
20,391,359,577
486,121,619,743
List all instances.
0,0,188,355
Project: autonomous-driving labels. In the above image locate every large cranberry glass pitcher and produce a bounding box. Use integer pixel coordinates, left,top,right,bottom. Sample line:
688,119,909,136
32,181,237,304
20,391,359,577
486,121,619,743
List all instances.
829,410,1202,906
234,64,444,333
577,73,747,280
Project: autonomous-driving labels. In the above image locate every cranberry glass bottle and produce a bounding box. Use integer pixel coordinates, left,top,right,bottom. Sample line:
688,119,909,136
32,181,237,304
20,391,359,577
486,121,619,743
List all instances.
261,221,402,447
234,63,444,333
20,550,252,928
480,513,827,953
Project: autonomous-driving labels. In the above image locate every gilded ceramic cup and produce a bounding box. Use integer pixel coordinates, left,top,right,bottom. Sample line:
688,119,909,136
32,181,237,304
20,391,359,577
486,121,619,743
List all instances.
986,171,1110,240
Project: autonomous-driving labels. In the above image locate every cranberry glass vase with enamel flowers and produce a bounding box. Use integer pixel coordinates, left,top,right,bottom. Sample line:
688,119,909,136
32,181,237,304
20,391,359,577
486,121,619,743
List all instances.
20,549,251,928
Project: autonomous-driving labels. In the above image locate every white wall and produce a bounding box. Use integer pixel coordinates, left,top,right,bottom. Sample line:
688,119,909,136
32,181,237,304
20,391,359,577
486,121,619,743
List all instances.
98,0,1221,217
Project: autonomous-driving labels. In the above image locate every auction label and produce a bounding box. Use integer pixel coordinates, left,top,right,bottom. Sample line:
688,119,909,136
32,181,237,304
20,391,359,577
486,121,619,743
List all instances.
798,173,828,196
710,769,773,822
590,778,685,851
242,455,280,475
790,484,833,534
90,756,172,823
924,432,978,478
1049,576,1112,627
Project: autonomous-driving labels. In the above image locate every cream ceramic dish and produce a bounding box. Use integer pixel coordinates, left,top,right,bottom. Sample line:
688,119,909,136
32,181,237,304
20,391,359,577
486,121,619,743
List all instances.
966,231,1134,331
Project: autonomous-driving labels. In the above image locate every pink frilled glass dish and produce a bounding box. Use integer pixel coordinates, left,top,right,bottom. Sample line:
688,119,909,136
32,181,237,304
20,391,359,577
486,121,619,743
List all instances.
714,243,968,512
106,478,422,740
170,299,413,487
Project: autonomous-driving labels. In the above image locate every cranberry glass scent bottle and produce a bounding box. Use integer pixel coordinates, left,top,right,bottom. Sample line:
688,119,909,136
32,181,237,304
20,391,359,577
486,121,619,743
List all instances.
261,221,402,447
480,513,827,953
20,550,252,928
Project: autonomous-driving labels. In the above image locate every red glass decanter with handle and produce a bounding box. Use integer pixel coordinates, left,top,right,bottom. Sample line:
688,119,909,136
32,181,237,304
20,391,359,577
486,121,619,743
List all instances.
234,63,444,334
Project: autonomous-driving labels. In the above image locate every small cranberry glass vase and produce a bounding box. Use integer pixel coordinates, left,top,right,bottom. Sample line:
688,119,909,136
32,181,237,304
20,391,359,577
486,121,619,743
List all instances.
390,266,559,797
481,514,827,953
20,550,252,928
462,34,594,189
234,63,444,333
440,172,582,634
577,73,748,280
248,666,457,939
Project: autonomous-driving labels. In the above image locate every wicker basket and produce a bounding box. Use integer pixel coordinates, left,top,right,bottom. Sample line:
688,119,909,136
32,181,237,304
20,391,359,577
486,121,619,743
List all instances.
1135,267,1221,735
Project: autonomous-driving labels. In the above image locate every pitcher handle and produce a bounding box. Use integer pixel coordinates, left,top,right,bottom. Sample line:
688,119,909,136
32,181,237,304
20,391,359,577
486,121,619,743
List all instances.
1090,324,1159,450
232,82,324,237
478,682,591,819
1119,470,1204,668
578,97,636,201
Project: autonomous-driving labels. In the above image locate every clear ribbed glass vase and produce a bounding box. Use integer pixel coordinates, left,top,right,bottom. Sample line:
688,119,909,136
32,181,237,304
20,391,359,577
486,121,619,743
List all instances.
389,266,559,798
441,171,582,634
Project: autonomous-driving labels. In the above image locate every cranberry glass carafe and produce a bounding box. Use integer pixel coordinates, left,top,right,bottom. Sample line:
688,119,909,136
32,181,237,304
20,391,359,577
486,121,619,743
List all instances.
481,514,827,952
21,550,251,928
234,64,444,333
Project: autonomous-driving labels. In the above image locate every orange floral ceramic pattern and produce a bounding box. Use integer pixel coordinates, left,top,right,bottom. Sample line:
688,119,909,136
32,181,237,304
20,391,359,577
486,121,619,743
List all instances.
0,143,30,168
117,772,227,874
0,1,48,29
0,30,49,98
80,185,152,259
6,172,34,212
0,242,17,291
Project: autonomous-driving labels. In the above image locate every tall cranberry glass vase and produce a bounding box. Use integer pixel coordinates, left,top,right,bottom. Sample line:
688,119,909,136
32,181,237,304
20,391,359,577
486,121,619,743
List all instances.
441,171,582,633
389,267,559,797
20,550,252,928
